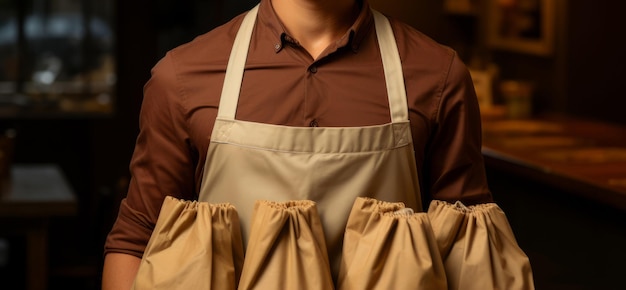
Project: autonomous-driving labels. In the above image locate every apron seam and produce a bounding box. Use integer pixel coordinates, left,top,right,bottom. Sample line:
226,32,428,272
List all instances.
209,140,414,155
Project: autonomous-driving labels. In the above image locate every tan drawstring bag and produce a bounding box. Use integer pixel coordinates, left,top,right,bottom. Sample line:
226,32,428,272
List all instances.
337,197,447,290
427,200,535,290
131,196,245,290
237,200,334,290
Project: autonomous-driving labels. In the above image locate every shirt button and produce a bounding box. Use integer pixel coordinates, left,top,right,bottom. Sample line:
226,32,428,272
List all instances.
309,119,319,127
309,66,318,73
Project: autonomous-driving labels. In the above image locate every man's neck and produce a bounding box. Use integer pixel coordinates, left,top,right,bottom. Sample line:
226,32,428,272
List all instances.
271,0,360,59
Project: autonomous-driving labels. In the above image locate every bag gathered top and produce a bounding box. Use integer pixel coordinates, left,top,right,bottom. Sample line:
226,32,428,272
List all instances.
132,196,534,290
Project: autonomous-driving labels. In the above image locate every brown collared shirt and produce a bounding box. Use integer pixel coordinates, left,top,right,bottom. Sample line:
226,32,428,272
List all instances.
105,0,492,257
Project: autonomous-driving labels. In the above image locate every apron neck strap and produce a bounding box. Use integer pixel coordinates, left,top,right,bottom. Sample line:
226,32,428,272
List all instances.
217,5,409,123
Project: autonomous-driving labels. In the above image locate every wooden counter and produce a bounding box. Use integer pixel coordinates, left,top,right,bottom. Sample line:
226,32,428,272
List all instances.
481,115,626,211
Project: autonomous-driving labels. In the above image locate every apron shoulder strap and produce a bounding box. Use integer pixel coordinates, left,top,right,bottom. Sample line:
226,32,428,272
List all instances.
218,4,259,120
372,10,409,123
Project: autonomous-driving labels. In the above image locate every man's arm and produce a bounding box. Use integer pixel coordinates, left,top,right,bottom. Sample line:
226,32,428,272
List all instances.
102,253,141,290
424,51,493,205
102,52,196,289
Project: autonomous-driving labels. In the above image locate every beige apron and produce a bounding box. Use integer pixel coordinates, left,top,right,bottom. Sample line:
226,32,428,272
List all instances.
199,5,422,278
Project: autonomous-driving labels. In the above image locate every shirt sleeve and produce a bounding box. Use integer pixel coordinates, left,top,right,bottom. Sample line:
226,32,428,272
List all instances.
104,52,198,257
423,52,493,206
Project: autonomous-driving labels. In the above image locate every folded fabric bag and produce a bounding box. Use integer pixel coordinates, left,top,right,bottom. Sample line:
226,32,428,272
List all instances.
238,200,335,290
427,200,535,290
132,196,245,290
338,197,447,290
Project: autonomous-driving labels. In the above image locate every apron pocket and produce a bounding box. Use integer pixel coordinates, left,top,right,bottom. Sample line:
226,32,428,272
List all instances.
427,200,535,290
238,200,334,290
132,196,244,290
338,197,447,290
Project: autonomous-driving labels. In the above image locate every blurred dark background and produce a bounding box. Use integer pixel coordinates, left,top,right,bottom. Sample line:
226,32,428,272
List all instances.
0,0,624,289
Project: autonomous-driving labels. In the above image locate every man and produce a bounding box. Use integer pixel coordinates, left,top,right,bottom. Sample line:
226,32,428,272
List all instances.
102,0,494,288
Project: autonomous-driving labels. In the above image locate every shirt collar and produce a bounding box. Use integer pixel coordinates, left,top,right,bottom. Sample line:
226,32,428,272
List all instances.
258,0,374,53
